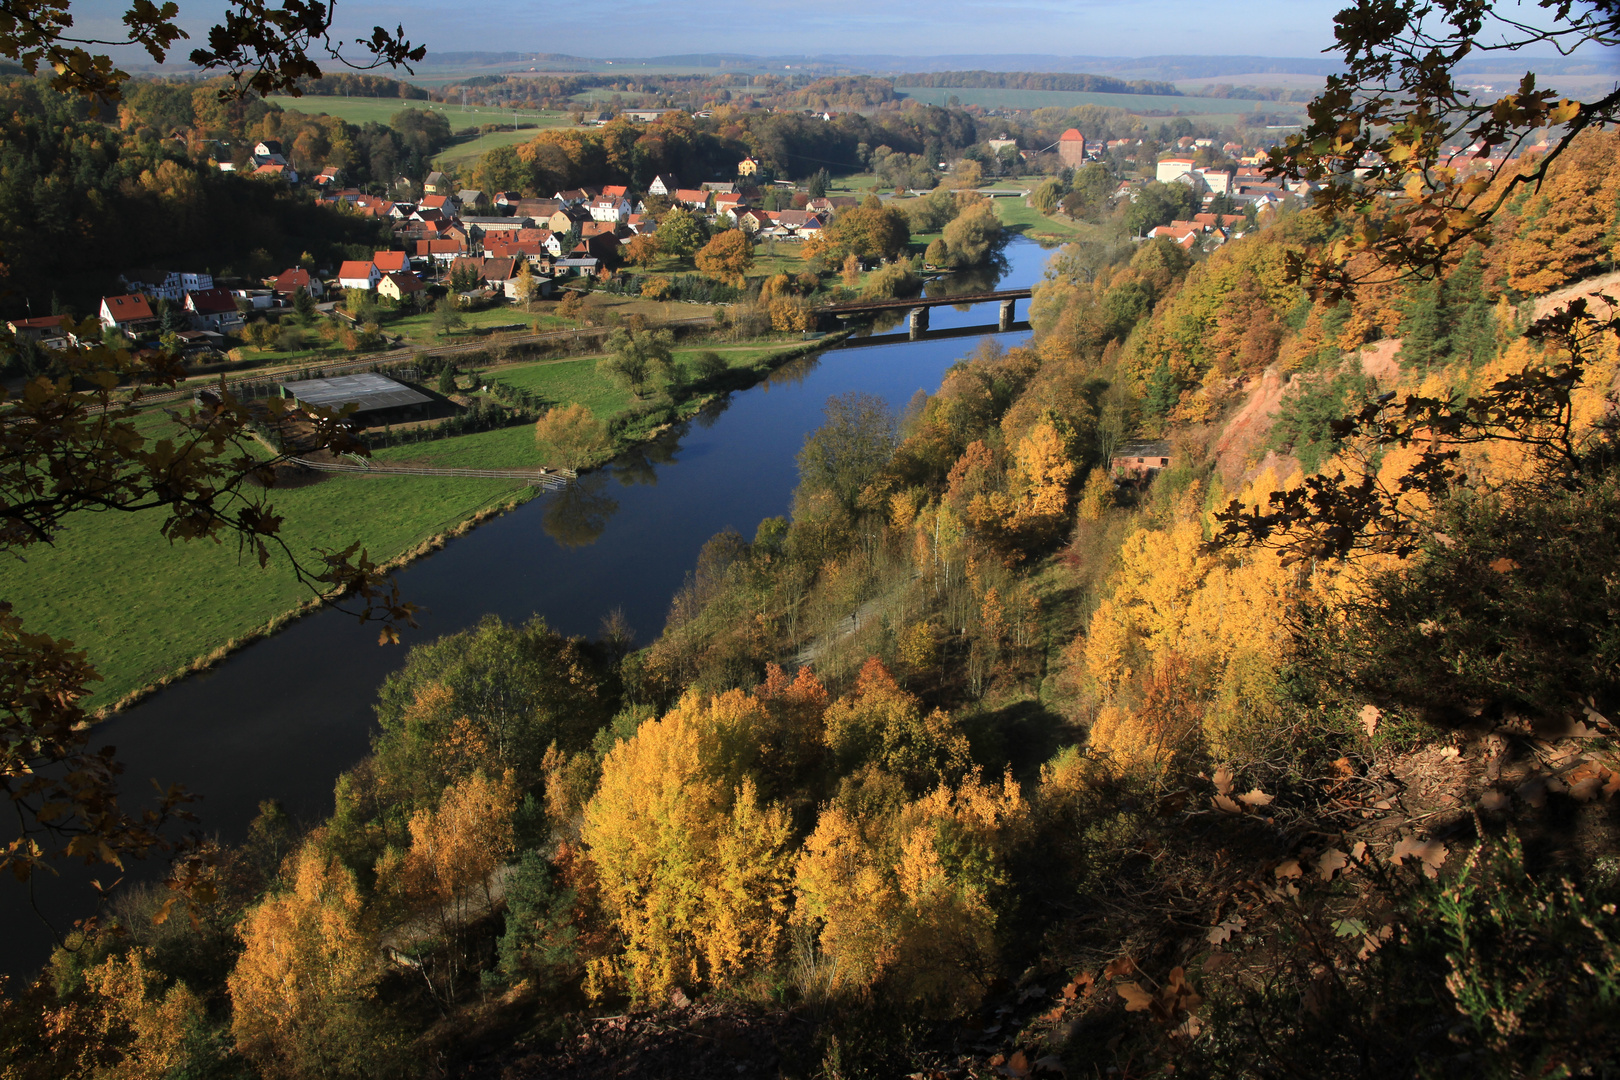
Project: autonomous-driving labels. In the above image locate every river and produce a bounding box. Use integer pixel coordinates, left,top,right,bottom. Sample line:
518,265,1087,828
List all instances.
4,236,1052,973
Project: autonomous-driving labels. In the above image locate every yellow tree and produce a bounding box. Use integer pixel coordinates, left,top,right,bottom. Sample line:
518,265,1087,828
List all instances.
1009,418,1076,541
228,841,389,1080
534,402,610,471
582,692,793,999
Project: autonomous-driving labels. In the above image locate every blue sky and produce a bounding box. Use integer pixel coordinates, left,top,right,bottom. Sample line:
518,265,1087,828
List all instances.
71,0,1356,62
64,0,1620,68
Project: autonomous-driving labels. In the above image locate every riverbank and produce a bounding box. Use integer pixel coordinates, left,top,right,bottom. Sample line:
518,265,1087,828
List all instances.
5,329,847,714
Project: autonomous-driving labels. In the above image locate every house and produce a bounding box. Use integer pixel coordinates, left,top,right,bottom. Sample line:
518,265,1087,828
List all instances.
671,188,709,210
516,198,562,220
777,209,823,237
378,271,427,302
1058,129,1087,167
1155,157,1197,184
480,257,522,298
647,174,679,196
547,207,591,234
1146,224,1200,248
735,207,775,234
416,238,465,265
737,158,760,177
702,181,736,195
253,162,298,183
99,294,156,331
570,233,619,263
554,188,593,206
337,261,381,291
601,184,629,199
1112,440,1172,478
423,171,450,195
121,270,213,303
588,196,632,223
315,166,342,187
987,137,1018,154
580,221,618,239
271,268,324,299
251,140,287,166
182,288,242,331
6,315,68,345
456,189,486,213
372,251,409,274
516,227,563,256
494,191,524,209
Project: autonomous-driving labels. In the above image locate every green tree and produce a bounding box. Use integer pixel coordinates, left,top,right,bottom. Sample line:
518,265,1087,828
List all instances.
655,207,709,258
430,297,465,338
597,328,674,398
1123,180,1198,235
796,392,898,514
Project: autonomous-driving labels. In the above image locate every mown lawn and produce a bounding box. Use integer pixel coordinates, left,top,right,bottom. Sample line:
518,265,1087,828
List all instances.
2,420,516,708
992,198,1090,242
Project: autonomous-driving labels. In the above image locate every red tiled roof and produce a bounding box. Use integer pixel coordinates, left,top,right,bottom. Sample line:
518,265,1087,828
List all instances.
1060,128,1084,141
272,268,313,293
102,294,154,322
185,287,238,315
337,261,376,280
372,251,408,273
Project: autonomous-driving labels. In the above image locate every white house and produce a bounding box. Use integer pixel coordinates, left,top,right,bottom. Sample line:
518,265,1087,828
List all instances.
337,260,381,291
121,270,214,303
1155,158,1196,184
587,196,632,223
647,174,678,197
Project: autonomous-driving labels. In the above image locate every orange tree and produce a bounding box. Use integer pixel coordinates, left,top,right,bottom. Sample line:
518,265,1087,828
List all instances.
693,229,753,286
0,332,415,894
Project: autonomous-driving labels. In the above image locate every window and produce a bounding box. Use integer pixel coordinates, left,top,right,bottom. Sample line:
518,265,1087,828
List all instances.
1160,458,1170,466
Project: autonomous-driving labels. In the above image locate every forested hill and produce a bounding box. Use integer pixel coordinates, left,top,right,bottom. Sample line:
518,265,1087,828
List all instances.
893,71,1181,95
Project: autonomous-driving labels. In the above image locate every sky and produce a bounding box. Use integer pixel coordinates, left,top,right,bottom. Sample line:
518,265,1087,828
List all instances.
69,0,1358,63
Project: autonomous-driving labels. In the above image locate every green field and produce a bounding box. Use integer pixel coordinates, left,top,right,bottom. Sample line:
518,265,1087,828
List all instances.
3,430,516,709
895,85,1292,117
264,95,569,171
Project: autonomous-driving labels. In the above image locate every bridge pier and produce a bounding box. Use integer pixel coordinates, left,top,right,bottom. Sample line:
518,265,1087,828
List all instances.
999,299,1016,332
908,306,929,340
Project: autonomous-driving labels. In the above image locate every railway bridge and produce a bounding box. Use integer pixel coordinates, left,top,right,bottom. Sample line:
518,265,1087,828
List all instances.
814,288,1034,338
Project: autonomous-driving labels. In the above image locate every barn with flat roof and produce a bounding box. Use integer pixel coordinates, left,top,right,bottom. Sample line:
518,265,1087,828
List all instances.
280,373,432,422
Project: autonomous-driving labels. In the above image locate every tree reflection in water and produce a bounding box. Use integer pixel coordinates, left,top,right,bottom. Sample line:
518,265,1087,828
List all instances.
541,471,620,548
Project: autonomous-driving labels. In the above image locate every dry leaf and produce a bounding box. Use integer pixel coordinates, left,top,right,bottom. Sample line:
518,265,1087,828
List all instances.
1040,1004,1065,1023
1360,704,1382,737
1569,775,1603,802
1212,793,1242,814
1350,841,1367,862
1432,532,1455,547
1017,984,1046,1003
1274,859,1303,880
997,1050,1031,1078
1357,924,1395,960
1212,766,1234,795
1316,848,1349,881
1603,768,1620,798
1392,837,1448,878
1206,916,1246,945
1239,788,1274,807
1061,972,1095,1001
1104,956,1138,980
669,987,691,1009
1488,557,1520,573
1117,982,1154,1012
1478,789,1511,811
1438,746,1460,759
1031,1055,1067,1076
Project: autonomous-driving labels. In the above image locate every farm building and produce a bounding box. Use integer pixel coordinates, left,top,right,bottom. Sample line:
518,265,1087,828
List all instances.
1112,440,1172,478
280,373,431,423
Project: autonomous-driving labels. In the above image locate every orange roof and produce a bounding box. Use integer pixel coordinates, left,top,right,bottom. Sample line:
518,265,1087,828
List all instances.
337,260,376,280
372,251,408,272
1060,129,1084,141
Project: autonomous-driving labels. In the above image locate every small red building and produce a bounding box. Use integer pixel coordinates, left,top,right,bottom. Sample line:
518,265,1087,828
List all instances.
1112,440,1172,478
